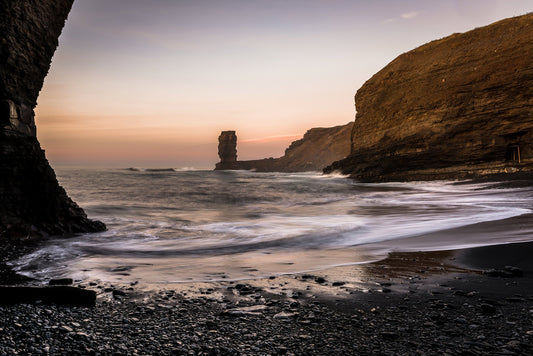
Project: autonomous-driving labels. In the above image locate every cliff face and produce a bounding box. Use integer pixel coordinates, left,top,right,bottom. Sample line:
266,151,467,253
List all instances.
0,0,105,238
326,14,533,181
215,122,353,172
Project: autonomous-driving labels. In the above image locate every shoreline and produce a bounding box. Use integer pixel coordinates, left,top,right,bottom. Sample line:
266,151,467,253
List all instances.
1,239,532,354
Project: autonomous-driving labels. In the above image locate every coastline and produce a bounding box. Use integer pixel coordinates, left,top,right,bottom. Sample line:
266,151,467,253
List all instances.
1,239,532,354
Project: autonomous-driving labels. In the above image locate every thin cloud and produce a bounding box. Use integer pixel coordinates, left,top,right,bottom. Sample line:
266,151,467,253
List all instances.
383,11,419,24
240,134,302,143
400,11,419,20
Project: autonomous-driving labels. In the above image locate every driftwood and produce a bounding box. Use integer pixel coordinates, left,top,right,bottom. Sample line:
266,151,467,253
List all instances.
0,286,96,307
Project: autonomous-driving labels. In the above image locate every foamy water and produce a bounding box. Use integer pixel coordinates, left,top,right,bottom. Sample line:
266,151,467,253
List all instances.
12,168,533,283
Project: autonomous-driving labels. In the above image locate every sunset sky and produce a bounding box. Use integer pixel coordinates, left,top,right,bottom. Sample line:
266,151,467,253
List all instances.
35,0,532,168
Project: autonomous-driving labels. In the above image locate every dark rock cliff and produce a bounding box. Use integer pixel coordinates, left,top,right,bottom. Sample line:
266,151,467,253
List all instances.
215,122,353,172
325,14,533,181
0,0,105,238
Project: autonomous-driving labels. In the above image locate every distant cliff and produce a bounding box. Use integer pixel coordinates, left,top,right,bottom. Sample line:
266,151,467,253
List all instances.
215,122,353,172
0,0,105,238
325,13,533,181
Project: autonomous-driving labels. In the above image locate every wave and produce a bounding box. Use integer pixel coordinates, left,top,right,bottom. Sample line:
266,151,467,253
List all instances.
124,167,203,172
145,168,176,172
124,167,177,172
11,169,533,283
126,167,176,172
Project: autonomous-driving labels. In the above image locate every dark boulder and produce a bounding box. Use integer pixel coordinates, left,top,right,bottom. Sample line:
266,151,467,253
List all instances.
49,278,74,286
0,286,96,307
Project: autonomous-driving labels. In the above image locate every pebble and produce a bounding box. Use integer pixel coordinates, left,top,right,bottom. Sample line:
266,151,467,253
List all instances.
273,311,298,319
59,325,73,333
480,303,497,315
0,244,532,355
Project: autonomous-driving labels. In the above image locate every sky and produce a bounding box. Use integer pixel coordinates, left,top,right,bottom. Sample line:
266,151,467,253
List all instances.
35,0,532,168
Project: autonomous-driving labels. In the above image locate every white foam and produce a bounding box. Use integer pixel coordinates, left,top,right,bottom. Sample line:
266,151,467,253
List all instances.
12,169,533,283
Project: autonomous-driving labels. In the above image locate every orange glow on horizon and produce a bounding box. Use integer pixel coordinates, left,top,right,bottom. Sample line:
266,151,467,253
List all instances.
240,134,302,143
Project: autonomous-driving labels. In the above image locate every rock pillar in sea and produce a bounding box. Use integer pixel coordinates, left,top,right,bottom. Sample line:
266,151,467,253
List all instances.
215,131,240,170
0,0,106,238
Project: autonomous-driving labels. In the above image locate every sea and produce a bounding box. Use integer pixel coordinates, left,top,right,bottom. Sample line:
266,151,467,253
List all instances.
11,168,533,285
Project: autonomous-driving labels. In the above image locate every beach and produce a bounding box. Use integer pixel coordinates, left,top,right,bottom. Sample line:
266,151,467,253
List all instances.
1,3,532,355
1,170,532,354
1,238,532,355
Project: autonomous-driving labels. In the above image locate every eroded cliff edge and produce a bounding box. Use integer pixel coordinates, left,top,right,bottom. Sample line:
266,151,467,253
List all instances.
325,14,533,182
215,122,353,172
0,0,105,238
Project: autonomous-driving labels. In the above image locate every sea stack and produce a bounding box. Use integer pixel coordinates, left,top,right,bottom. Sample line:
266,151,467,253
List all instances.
325,13,533,181
215,131,240,170
214,123,353,172
0,0,105,238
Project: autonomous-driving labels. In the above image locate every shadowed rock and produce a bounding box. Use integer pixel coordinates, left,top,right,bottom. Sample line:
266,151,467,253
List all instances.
0,0,105,238
49,278,74,286
0,286,96,307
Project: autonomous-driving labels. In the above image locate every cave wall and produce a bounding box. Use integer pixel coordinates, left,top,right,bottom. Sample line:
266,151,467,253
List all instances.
0,0,75,135
326,13,533,181
0,0,105,238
